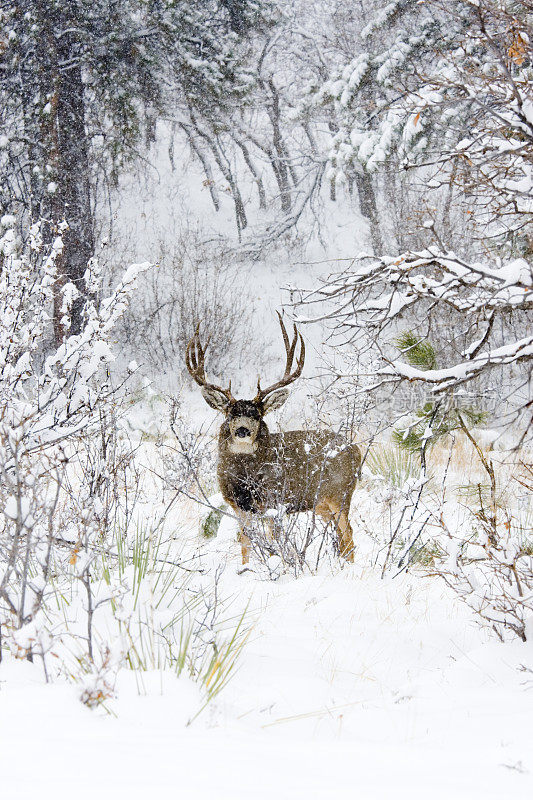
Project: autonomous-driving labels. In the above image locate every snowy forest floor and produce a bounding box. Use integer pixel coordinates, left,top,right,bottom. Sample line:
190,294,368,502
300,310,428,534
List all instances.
2,126,532,799
2,434,532,800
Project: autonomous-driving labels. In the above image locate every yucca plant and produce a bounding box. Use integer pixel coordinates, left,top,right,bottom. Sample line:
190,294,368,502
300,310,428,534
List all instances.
366,443,424,489
188,605,250,724
50,515,251,716
200,506,226,539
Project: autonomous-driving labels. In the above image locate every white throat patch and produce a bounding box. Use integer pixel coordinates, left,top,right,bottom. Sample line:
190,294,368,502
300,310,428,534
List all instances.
228,440,258,455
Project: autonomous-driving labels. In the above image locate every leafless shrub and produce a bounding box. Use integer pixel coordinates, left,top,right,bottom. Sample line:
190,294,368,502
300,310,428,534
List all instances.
427,429,533,642
79,645,119,708
0,218,250,720
119,232,258,383
0,216,149,671
60,407,141,662
242,506,348,578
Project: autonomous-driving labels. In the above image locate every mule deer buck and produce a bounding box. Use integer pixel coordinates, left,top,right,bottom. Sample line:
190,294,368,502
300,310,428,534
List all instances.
186,314,361,564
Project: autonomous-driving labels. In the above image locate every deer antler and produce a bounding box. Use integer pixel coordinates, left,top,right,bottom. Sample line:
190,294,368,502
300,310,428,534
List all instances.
185,325,235,403
254,313,305,402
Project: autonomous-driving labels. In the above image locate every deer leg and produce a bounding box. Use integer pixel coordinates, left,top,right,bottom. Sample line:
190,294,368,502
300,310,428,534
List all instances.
238,527,252,564
319,498,355,562
262,516,284,558
332,501,355,562
229,505,253,565
266,518,274,541
238,512,253,564
315,501,337,554
316,501,334,526
264,516,278,543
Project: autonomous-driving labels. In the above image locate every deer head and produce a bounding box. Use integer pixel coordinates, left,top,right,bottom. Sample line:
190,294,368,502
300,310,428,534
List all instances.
186,313,305,455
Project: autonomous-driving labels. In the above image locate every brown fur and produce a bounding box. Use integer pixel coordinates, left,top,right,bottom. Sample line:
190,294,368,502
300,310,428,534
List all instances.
217,421,361,563
186,316,361,564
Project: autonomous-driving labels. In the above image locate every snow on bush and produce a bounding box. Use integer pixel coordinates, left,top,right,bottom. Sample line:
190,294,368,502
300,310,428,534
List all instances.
427,439,533,642
0,216,150,666
0,221,250,715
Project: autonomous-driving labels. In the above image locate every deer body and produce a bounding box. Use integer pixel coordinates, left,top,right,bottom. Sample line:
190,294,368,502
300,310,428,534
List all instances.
186,316,361,563
218,425,359,514
218,426,361,562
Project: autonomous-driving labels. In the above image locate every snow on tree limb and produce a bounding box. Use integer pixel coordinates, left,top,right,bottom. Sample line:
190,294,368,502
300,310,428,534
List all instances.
292,244,532,437
382,334,533,393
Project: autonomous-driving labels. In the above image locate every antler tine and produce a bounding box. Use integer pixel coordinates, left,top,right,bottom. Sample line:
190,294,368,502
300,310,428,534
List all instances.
255,313,306,401
277,311,299,376
277,311,290,355
185,325,203,380
185,325,234,401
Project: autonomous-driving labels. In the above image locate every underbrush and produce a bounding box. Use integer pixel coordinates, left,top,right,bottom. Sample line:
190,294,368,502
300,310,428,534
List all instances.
0,218,249,719
172,411,533,648
184,425,533,645
2,434,250,718
161,401,533,643
115,231,260,384
48,522,250,716
359,433,533,642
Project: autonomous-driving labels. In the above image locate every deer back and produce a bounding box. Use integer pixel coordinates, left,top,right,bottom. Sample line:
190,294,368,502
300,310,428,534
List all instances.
218,426,361,514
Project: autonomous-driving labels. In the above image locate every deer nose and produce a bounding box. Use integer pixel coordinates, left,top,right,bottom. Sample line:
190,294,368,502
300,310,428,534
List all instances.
235,426,251,438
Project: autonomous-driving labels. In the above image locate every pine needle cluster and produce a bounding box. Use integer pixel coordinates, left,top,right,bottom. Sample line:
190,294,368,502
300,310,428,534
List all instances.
392,331,487,455
394,331,437,370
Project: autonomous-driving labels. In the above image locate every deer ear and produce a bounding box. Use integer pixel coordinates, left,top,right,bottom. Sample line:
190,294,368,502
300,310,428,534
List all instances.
201,387,231,413
262,388,290,414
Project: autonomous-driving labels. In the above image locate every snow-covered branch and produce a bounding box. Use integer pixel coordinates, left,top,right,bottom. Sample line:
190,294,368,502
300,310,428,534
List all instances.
293,245,532,434
383,334,533,393
0,216,151,658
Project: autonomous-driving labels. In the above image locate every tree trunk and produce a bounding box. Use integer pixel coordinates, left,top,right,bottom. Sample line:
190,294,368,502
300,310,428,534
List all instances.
35,6,94,341
266,79,292,214
53,59,94,339
354,170,382,255
189,113,247,236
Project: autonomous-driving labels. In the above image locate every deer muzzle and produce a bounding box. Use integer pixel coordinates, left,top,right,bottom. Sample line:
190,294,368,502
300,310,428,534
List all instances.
227,415,261,453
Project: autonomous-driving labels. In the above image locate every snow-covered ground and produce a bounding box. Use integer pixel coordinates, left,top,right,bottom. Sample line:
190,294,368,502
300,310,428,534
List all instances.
2,439,532,799
2,562,532,799
2,126,532,800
